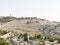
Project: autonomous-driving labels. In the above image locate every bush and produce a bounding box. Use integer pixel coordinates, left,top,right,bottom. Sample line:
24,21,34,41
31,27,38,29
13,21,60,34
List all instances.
49,38,55,42
39,41,45,45
51,44,54,45
57,38,60,43
29,37,36,40
35,34,42,39
0,41,10,45
18,34,23,39
29,34,42,40
0,30,7,35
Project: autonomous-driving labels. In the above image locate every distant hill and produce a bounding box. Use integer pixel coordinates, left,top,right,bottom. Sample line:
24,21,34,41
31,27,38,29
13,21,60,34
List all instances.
0,16,60,37
0,16,18,25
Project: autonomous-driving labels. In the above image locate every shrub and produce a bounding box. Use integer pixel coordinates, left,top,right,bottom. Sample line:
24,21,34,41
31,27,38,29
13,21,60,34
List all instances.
49,38,55,42
57,38,60,43
51,44,54,45
0,41,10,45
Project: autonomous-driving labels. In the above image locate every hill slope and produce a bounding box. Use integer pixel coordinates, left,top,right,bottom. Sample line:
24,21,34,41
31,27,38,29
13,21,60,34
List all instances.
0,17,60,37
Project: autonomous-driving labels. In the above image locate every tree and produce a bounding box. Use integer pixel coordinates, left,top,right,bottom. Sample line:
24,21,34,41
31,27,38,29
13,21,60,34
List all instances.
23,33,28,42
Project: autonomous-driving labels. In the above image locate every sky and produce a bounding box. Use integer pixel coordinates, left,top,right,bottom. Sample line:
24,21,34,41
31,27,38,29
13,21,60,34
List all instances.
0,0,60,22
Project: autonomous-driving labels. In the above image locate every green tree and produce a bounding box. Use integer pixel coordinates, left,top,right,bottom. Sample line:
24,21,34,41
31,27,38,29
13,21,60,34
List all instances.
23,33,28,42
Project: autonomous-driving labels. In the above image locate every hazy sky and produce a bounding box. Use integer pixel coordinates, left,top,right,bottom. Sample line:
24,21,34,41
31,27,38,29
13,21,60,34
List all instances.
0,0,60,21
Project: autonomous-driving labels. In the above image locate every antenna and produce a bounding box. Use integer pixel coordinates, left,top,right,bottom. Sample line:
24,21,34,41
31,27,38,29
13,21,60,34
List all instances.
10,13,12,17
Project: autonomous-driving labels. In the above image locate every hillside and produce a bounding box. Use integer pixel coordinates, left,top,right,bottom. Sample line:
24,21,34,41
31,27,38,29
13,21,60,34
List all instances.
0,16,17,24
0,16,60,37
